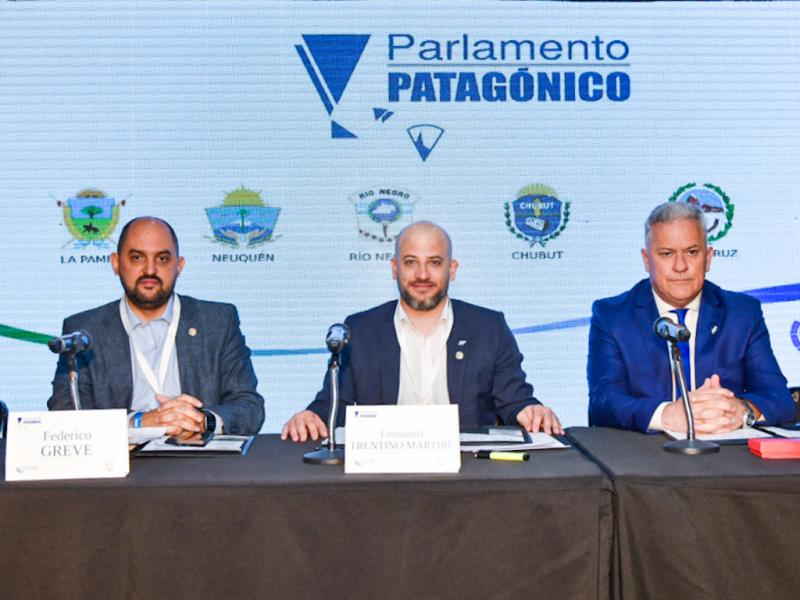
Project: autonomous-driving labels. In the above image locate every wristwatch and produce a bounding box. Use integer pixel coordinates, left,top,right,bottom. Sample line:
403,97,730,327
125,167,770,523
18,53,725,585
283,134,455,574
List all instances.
739,399,756,428
202,409,217,433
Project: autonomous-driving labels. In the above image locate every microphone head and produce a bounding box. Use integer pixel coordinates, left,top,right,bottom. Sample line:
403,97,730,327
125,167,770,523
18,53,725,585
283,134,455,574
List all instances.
48,331,93,354
653,317,690,342
326,323,350,354
653,317,670,340
74,330,93,353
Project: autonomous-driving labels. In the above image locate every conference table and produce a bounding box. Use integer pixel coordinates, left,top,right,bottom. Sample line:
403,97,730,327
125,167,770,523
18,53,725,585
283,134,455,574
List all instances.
0,436,613,600
568,427,800,600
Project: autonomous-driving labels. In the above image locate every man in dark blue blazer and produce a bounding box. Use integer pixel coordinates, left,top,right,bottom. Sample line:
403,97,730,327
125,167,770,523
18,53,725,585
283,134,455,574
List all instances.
282,221,562,442
588,202,793,433
48,217,265,436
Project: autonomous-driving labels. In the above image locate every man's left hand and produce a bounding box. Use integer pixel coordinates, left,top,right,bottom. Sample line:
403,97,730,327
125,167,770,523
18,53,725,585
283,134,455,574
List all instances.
690,375,746,434
516,405,564,435
141,393,206,436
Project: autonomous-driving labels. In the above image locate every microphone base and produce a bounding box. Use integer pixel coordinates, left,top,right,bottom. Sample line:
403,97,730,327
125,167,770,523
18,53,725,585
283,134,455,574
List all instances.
663,438,720,455
303,447,345,465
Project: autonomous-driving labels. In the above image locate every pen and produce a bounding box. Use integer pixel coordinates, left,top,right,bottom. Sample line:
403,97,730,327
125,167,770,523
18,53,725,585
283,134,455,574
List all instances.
474,450,530,461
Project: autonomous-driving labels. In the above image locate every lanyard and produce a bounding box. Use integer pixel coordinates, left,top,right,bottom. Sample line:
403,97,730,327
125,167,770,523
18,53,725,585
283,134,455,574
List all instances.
119,295,181,396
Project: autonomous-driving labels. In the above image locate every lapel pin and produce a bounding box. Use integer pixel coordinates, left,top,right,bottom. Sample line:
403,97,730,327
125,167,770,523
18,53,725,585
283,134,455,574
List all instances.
455,351,465,360
458,340,467,346
188,327,198,337
711,325,718,335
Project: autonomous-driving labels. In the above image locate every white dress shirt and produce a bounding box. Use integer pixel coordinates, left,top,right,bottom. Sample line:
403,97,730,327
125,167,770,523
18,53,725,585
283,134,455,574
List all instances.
647,291,702,431
394,299,453,406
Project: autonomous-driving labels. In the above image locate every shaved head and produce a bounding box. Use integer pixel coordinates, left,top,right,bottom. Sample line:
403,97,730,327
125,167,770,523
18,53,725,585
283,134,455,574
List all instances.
391,220,458,313
117,216,179,256
394,221,452,260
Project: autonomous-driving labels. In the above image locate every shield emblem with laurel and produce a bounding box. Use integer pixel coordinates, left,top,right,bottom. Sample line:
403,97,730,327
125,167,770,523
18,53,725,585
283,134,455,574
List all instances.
60,189,124,248
353,191,415,242
505,184,570,247
513,195,563,240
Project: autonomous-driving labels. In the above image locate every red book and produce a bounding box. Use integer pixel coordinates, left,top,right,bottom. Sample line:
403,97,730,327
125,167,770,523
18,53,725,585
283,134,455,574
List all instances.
748,437,800,459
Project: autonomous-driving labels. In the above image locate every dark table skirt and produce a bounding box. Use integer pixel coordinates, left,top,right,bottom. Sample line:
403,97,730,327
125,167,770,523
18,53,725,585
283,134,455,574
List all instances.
1,435,612,600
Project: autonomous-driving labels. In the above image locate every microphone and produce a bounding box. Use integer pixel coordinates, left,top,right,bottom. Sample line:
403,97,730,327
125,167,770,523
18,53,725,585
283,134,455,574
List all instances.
325,323,350,354
304,323,351,465
48,330,93,354
653,317,690,343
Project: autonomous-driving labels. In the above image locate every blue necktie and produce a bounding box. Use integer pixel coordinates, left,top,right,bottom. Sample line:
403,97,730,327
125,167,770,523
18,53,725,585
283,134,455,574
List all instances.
670,308,691,392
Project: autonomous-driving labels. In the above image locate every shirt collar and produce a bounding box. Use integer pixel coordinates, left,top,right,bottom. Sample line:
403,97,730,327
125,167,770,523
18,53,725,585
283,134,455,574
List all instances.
124,293,176,329
395,298,452,331
652,289,702,316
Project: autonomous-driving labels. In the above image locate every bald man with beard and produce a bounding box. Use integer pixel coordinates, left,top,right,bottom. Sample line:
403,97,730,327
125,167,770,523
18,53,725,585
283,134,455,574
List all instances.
49,216,265,436
283,220,561,442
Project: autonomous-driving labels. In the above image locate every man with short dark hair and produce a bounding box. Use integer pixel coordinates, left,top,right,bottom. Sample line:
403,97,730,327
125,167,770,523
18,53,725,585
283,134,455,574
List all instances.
282,220,562,442
588,202,793,432
48,216,265,435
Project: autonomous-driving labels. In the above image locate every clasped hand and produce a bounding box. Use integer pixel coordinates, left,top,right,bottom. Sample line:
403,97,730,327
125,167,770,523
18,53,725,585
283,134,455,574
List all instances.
662,374,746,434
140,393,206,438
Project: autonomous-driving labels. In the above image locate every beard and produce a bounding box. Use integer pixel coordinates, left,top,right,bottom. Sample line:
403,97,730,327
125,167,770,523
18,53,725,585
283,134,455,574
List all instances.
398,279,449,311
121,275,174,311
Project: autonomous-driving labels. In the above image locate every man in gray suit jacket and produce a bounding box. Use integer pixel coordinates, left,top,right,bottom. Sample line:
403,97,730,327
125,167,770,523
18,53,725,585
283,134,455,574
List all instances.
48,217,264,436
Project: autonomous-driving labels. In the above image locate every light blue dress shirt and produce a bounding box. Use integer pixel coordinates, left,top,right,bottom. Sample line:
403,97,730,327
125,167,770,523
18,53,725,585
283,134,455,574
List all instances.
124,295,182,413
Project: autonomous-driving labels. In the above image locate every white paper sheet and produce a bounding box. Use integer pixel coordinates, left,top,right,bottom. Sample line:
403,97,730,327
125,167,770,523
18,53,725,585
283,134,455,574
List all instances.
139,435,250,453
460,432,569,452
760,426,800,439
665,427,772,442
128,427,168,445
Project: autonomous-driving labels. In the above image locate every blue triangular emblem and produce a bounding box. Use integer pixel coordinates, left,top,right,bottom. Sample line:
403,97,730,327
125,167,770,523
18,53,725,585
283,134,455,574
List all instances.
406,124,444,162
332,120,358,139
373,107,394,123
302,35,370,104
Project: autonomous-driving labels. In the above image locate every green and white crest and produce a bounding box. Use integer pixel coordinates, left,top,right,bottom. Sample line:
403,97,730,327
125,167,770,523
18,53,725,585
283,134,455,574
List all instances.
58,188,126,249
669,183,734,242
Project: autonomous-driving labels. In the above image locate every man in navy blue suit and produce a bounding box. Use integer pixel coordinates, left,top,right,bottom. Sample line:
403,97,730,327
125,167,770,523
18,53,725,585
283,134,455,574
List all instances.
282,221,562,442
588,202,793,433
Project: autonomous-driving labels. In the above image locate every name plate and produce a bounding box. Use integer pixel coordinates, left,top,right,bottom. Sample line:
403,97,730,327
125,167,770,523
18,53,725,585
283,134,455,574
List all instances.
5,409,129,481
345,405,460,474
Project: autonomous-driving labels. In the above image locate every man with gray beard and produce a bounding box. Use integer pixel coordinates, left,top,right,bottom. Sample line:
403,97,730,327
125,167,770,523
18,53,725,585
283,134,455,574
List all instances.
282,221,561,442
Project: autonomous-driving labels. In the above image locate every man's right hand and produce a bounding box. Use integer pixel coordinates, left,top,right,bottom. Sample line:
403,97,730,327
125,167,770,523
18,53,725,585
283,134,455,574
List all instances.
281,410,328,442
689,374,744,433
661,375,740,433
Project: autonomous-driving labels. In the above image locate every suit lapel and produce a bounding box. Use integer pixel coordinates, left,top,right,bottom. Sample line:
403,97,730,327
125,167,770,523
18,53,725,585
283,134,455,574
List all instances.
633,283,673,396
379,303,401,404
446,301,469,406
175,295,195,392
695,283,722,381
105,301,134,409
